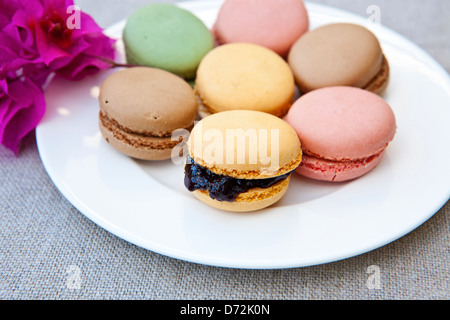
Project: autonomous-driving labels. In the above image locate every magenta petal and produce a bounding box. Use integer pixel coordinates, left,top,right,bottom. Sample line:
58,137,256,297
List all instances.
55,51,113,80
34,8,116,79
18,0,44,18
10,10,37,49
35,21,72,66
0,0,22,29
55,36,116,80
0,93,11,131
41,0,74,13
54,36,116,80
45,36,91,71
70,11,104,39
0,77,46,154
0,0,117,155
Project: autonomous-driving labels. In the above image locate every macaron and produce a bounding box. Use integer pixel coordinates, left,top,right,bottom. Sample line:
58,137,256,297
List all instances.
195,43,295,118
98,67,197,160
284,86,396,182
184,110,302,212
288,23,390,95
213,0,309,57
123,3,214,80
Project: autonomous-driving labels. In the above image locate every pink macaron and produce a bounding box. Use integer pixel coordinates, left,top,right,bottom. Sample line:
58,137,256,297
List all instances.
284,86,397,182
213,0,309,57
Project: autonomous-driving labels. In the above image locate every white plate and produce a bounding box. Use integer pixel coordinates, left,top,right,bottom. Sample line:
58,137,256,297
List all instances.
36,0,450,269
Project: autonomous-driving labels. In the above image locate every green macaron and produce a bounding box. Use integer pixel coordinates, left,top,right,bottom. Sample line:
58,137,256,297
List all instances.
123,3,214,80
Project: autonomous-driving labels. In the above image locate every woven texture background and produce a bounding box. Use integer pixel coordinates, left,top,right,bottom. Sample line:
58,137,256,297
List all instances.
1,0,449,299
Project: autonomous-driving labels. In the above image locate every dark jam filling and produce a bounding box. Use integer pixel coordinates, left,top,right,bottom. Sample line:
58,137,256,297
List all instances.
184,155,291,202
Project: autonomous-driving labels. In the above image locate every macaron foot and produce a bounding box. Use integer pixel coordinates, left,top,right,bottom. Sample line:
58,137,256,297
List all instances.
192,179,289,212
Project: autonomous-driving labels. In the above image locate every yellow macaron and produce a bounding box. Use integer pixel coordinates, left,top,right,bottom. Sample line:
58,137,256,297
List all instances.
184,110,302,212
195,43,296,118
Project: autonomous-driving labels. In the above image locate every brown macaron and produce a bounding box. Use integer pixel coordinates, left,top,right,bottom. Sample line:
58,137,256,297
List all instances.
98,67,197,160
288,23,389,95
185,110,302,212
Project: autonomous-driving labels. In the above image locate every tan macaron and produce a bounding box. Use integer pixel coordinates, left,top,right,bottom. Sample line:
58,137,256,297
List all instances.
184,110,302,212
195,43,296,118
98,67,197,160
288,23,389,95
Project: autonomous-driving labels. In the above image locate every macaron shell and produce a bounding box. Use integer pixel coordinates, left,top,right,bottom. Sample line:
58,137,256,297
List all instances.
192,178,289,212
123,3,214,79
214,0,309,57
285,86,396,161
99,67,197,135
288,23,385,93
195,43,295,117
188,110,302,179
297,152,384,182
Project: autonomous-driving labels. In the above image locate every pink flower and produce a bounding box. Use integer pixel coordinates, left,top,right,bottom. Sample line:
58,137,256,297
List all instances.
1,0,116,153
0,22,50,154
14,0,116,80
